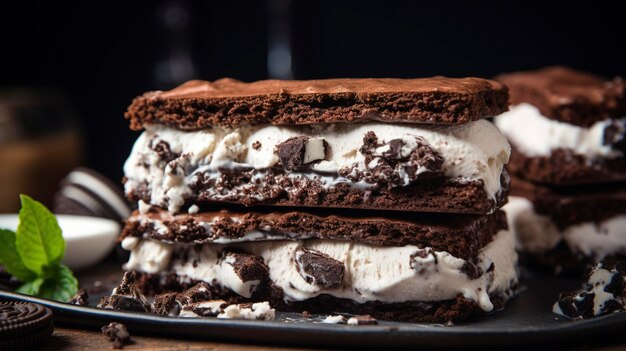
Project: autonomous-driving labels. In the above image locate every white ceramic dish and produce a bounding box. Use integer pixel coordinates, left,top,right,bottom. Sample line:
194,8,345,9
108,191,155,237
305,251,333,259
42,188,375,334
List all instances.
0,214,120,271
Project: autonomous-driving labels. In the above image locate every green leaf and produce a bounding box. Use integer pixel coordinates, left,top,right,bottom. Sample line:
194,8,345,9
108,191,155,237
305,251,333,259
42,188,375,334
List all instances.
16,277,45,296
38,264,78,302
16,194,65,275
6,195,78,302
0,229,36,282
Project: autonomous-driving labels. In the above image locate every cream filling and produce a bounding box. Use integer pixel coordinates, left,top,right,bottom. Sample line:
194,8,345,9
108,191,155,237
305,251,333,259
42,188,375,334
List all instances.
123,230,517,312
494,103,624,158
321,315,346,324
501,197,562,253
503,196,626,259
217,302,275,320
123,120,510,212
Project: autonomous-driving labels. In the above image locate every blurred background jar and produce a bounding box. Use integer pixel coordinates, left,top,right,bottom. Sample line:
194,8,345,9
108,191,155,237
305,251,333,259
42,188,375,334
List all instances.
0,88,83,212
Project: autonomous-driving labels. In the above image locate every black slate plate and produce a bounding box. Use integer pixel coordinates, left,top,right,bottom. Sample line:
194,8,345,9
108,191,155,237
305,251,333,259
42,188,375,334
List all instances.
1,268,625,349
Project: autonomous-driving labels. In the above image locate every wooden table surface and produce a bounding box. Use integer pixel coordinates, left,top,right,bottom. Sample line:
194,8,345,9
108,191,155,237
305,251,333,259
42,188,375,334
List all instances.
39,326,625,351
42,327,329,351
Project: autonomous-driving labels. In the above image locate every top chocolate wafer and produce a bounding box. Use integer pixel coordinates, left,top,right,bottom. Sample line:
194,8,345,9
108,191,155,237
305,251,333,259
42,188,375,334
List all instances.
497,66,626,127
125,77,508,130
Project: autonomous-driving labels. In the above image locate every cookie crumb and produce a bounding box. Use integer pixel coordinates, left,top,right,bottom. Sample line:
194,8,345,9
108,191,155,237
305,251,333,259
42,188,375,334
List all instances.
102,322,132,349
68,288,89,306
553,257,625,319
217,301,275,320
321,315,346,324
347,315,378,325
97,272,151,313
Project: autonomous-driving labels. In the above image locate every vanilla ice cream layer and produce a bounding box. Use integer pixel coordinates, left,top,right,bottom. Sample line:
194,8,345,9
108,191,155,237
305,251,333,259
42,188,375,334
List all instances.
503,196,626,259
122,229,518,312
124,120,510,212
494,103,625,158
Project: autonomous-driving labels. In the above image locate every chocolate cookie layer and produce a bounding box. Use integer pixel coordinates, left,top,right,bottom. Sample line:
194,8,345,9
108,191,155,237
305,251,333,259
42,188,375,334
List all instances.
503,177,626,271
517,243,592,275
125,77,509,130
497,66,626,127
509,175,626,229
132,272,515,323
128,169,509,215
148,274,484,322
507,145,626,185
121,207,507,260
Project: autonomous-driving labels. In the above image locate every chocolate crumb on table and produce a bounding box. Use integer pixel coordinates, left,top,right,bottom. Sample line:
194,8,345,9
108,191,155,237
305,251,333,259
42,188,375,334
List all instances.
102,322,132,349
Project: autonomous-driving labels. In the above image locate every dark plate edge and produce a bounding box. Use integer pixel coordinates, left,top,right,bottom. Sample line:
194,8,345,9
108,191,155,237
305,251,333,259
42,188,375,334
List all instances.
1,291,625,349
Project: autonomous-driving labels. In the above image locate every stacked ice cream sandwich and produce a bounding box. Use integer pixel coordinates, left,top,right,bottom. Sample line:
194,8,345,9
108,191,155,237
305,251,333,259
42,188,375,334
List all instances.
118,77,518,322
495,67,626,272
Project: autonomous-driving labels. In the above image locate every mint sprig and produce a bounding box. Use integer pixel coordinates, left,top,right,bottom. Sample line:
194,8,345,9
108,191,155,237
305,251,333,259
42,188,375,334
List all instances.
16,194,66,274
0,229,36,282
0,194,78,301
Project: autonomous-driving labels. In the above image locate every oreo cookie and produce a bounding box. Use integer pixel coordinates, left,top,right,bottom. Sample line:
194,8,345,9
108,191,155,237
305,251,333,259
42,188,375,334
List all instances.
0,301,54,351
54,167,131,221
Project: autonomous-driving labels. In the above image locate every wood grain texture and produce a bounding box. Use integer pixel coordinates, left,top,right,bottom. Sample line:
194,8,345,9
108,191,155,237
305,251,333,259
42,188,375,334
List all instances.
39,326,626,351
42,327,330,351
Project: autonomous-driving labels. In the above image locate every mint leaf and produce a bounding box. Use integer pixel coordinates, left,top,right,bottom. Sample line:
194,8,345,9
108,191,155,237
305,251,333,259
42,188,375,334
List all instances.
16,194,65,275
16,277,45,295
38,264,78,302
0,229,35,282
7,194,79,302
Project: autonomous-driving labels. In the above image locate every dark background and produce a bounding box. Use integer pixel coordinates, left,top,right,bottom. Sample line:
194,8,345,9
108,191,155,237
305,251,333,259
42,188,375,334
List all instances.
2,0,625,182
